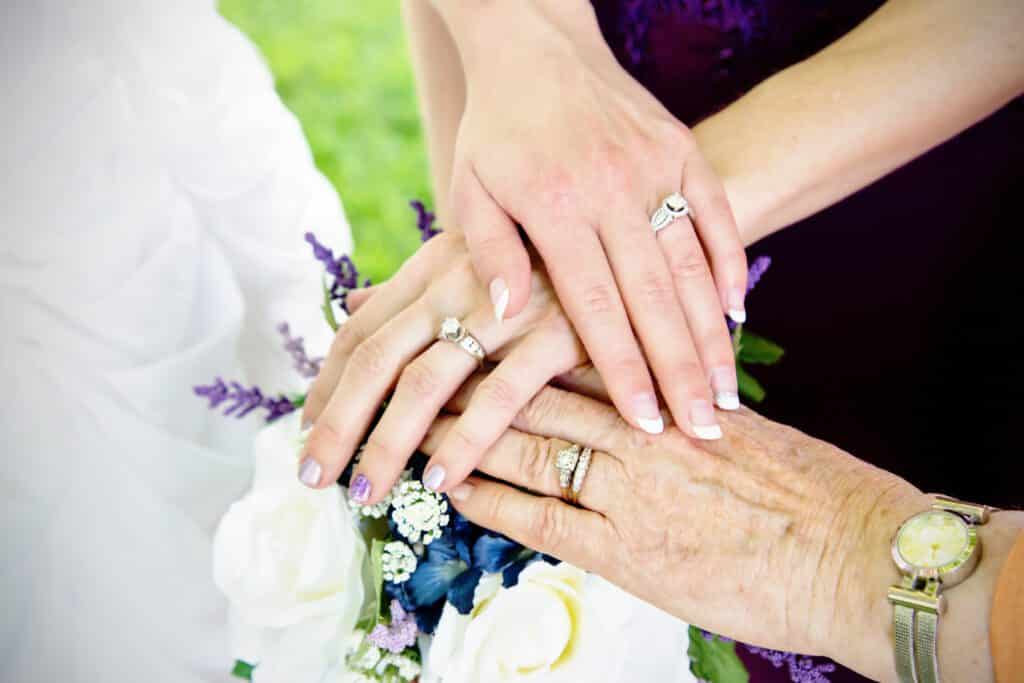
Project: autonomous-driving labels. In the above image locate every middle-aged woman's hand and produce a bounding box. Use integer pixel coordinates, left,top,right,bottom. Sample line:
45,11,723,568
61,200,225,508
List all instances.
431,0,748,435
425,375,1024,683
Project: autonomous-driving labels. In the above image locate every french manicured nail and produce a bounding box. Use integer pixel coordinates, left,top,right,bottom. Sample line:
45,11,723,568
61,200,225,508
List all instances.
690,400,723,440
423,464,446,492
632,393,664,434
298,456,322,487
350,473,371,503
450,482,474,502
490,278,510,323
727,287,746,324
710,366,740,411
301,418,313,431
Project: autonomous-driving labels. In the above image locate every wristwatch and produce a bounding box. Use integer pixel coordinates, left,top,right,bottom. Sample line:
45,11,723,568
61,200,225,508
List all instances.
887,496,993,683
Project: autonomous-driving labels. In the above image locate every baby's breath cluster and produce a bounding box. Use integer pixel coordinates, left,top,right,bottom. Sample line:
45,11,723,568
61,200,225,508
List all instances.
381,541,418,584
390,480,450,545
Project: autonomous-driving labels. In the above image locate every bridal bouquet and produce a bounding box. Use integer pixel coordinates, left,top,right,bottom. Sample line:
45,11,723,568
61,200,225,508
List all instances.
198,203,783,683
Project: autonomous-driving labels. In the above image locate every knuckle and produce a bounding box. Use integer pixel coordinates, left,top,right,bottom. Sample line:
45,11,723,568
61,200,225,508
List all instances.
331,321,366,356
673,359,707,385
532,498,569,549
594,145,633,190
398,361,439,400
475,374,521,414
533,170,577,214
579,282,617,316
637,270,676,307
668,248,710,282
351,337,390,379
446,423,484,456
519,437,552,486
518,386,562,430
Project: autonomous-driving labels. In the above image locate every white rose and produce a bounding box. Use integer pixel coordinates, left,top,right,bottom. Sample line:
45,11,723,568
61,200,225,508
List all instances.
213,411,367,682
422,561,697,683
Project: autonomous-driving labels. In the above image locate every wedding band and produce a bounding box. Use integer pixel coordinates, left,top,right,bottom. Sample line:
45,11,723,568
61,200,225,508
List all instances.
570,447,592,504
437,317,486,364
650,192,692,233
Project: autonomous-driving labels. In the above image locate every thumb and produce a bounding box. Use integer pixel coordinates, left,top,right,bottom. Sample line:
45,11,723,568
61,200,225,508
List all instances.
451,164,532,322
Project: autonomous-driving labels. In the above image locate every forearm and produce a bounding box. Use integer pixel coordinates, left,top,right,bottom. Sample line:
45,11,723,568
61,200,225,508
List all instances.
401,1,465,224
694,0,1024,246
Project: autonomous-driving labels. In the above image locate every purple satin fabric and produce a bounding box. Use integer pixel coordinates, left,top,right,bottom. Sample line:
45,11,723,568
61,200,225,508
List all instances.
589,1,1024,682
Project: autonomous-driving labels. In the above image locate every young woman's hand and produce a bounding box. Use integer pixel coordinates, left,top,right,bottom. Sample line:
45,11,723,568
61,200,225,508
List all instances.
298,232,592,501
432,0,747,436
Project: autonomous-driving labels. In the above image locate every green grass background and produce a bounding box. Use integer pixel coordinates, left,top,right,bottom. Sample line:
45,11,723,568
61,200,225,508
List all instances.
220,0,431,282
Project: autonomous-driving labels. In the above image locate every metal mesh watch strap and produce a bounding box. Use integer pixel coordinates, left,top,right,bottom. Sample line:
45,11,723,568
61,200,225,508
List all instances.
892,601,941,683
915,610,940,683
893,603,918,683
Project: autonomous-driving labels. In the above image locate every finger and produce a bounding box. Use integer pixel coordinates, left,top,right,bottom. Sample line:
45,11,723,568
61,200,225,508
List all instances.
445,477,611,573
550,365,610,404
421,329,584,493
600,212,721,440
423,416,620,513
302,255,433,425
346,285,379,313
298,300,437,488
351,309,500,504
537,229,663,435
452,162,532,322
446,375,634,454
657,215,740,411
682,154,748,322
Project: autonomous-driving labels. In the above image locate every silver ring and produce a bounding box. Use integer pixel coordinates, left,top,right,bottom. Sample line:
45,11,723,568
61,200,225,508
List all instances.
438,317,486,363
571,447,592,499
650,192,692,233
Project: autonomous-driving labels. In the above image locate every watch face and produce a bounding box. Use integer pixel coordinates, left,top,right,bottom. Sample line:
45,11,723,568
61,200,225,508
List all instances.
895,510,970,569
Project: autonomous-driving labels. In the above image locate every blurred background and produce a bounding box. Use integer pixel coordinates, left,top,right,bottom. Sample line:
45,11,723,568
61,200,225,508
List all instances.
220,0,430,282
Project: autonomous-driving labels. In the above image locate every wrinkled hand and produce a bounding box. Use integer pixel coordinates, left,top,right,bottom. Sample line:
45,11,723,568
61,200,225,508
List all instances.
298,232,591,501
425,375,929,680
440,0,747,437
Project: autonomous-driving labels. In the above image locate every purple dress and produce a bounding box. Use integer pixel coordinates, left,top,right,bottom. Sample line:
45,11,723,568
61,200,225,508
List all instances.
591,1,1024,681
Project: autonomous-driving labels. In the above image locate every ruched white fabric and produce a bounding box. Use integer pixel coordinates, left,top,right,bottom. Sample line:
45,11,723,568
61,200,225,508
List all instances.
1,2,348,681
0,2,695,682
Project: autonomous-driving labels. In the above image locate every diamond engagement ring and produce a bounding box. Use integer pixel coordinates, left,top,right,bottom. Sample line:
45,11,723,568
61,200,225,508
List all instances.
554,443,593,506
437,317,486,364
650,192,692,233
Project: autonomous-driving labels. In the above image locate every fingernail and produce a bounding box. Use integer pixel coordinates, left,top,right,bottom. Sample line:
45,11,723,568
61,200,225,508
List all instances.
690,400,723,440
450,482,474,502
710,366,740,411
490,278,510,323
632,393,664,434
301,418,313,431
423,464,446,492
298,456,322,487
349,473,371,503
727,287,746,324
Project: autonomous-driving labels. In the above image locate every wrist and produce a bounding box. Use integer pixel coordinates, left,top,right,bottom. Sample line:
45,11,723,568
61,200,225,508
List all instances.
826,488,1024,683
431,0,599,81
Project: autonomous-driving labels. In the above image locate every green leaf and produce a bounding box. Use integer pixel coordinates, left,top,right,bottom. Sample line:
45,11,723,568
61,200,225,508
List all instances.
289,393,307,408
321,277,339,332
737,365,766,403
736,330,784,366
231,660,255,680
687,626,749,683
357,538,387,630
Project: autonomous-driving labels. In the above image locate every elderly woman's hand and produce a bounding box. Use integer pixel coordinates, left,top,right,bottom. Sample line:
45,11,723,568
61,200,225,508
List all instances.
431,0,747,436
423,376,949,682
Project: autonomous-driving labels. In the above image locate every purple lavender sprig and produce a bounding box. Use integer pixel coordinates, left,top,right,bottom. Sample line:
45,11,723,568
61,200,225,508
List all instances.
410,200,441,242
193,378,296,423
304,232,371,315
277,322,322,379
746,255,771,293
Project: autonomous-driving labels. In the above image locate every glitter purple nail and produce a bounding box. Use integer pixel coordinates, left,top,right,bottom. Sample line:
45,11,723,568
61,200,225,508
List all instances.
350,474,371,503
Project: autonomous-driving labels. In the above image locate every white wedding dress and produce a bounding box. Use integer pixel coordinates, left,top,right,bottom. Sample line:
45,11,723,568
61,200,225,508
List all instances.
0,2,694,682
